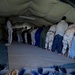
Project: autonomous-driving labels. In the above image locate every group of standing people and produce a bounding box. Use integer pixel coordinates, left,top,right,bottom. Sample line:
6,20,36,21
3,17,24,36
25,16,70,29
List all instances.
5,16,75,58
30,16,68,55
30,16,75,58
45,16,75,58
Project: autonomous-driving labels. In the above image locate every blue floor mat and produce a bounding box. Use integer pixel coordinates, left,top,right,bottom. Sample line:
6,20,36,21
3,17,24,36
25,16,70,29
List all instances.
0,41,8,66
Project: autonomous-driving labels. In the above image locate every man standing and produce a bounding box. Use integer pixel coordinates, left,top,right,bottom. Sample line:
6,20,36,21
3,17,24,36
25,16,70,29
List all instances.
35,26,44,47
5,17,13,45
40,26,49,49
45,25,56,50
31,27,38,45
52,16,68,55
21,27,27,44
62,24,75,57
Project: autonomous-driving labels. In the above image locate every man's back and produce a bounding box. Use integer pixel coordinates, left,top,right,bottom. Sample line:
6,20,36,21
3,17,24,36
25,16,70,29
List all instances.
7,20,13,32
56,20,68,36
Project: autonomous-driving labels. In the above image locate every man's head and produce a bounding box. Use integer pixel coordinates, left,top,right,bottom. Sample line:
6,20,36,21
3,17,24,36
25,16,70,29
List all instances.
61,16,66,20
42,25,45,28
25,26,27,29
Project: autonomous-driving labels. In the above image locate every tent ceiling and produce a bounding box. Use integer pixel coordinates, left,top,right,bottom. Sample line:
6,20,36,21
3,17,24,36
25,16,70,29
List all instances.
60,0,75,7
0,0,75,26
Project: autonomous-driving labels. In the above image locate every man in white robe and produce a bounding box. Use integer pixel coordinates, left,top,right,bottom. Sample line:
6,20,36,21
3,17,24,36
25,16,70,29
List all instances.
45,25,56,50
5,18,13,45
62,24,75,56
31,28,38,45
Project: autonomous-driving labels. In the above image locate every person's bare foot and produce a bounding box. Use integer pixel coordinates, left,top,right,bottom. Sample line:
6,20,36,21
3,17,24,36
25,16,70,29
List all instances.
5,43,10,46
50,50,52,52
67,55,70,58
45,48,48,50
58,53,62,55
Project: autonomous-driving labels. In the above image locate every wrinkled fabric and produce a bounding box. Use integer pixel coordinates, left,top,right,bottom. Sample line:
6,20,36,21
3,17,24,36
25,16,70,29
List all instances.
27,32,31,45
40,27,49,49
45,25,56,50
45,31,55,50
62,33,74,56
31,29,38,45
7,20,13,44
52,34,63,53
24,33,27,44
56,20,68,36
62,25,75,56
7,21,13,32
1,0,75,24
21,29,28,43
17,30,21,43
35,27,43,46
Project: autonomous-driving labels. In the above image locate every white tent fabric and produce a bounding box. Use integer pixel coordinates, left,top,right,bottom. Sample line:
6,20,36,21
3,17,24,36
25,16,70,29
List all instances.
0,0,75,25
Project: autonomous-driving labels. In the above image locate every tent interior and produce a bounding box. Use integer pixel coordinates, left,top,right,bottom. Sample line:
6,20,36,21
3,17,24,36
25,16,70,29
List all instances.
0,0,75,74
0,0,75,40
0,0,75,27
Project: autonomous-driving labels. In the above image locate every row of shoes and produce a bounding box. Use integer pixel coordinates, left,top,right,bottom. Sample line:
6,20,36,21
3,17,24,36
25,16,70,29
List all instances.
31,66,75,75
5,68,26,75
31,66,67,75
4,66,75,75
